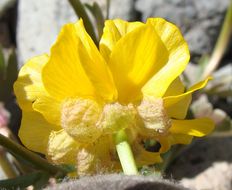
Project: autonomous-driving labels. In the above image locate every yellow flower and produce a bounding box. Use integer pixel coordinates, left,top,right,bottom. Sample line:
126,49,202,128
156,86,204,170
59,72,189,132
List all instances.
14,18,214,175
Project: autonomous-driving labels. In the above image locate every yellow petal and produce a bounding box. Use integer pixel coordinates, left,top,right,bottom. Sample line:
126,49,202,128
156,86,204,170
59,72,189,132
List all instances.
61,98,103,143
32,95,61,125
100,19,144,62
14,54,48,111
76,20,117,101
169,118,215,137
165,95,192,119
109,24,168,103
47,129,79,164
42,20,117,102
19,111,60,154
13,54,62,125
132,140,162,166
163,77,185,97
168,134,193,145
157,134,192,154
164,77,211,119
158,137,171,153
142,18,190,97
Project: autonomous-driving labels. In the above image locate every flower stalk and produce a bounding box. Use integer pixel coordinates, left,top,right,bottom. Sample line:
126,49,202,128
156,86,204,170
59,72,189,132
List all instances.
114,130,138,175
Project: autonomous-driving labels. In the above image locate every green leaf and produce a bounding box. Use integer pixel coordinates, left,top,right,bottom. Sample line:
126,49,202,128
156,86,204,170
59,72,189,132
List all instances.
85,2,105,39
6,49,18,87
5,49,18,100
0,171,49,189
106,0,110,19
0,134,68,177
68,0,98,45
33,172,50,190
59,164,76,173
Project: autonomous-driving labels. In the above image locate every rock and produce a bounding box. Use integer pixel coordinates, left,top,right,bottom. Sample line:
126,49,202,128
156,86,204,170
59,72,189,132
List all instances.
181,162,232,190
135,0,230,57
109,0,136,20
17,0,77,67
17,0,136,67
45,174,189,190
184,26,211,55
83,0,136,20
167,136,232,190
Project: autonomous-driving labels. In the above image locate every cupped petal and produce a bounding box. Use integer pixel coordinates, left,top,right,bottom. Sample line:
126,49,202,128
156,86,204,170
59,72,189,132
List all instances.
169,118,215,137
13,53,62,125
42,19,117,102
61,98,103,144
164,77,211,119
163,77,185,97
19,111,60,154
32,95,61,125
142,18,190,97
109,24,168,103
14,54,48,111
47,129,79,164
165,95,192,119
76,136,120,176
157,134,193,156
134,144,162,166
168,134,193,145
100,19,144,62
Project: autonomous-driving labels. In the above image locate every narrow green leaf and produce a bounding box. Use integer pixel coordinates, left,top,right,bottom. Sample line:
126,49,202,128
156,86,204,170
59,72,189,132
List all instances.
106,0,110,19
6,49,18,87
0,134,68,177
33,172,50,190
59,164,76,173
68,0,98,45
0,171,49,189
85,2,105,39
4,49,18,101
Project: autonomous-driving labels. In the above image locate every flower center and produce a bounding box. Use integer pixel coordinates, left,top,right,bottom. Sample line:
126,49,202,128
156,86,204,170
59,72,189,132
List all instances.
99,102,136,134
61,97,171,143
61,98,102,143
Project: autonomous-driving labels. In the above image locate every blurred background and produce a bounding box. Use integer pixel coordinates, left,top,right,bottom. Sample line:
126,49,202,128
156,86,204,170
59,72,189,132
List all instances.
0,0,232,189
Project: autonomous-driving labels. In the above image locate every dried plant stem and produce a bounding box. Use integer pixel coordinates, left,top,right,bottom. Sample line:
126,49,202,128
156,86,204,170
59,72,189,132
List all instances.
115,130,138,175
202,1,232,78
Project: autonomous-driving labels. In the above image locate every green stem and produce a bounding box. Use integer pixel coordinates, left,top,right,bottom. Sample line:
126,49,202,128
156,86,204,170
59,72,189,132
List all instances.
0,134,67,177
68,0,98,45
115,130,138,175
202,1,232,78
0,150,17,178
106,0,110,19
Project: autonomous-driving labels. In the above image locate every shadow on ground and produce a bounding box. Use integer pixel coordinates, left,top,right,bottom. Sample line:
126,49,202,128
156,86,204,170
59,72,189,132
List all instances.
167,136,232,179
